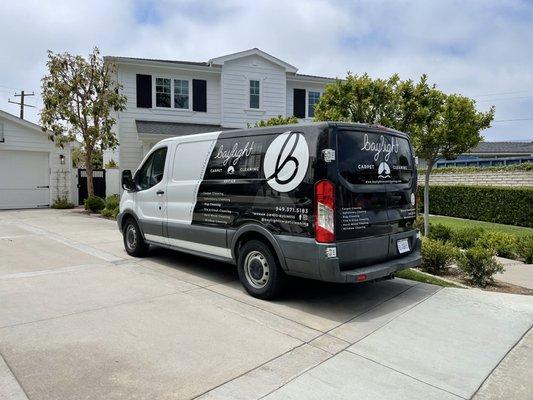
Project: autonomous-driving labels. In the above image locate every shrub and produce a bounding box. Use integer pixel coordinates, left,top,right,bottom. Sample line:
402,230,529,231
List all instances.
104,159,118,168
101,208,114,218
428,223,453,242
84,195,105,213
457,247,504,287
51,196,74,209
450,227,485,249
476,231,517,259
420,238,459,274
516,235,533,264
105,194,120,210
418,185,533,227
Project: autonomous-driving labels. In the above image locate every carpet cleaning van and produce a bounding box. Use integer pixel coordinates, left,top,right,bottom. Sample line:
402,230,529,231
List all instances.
118,122,421,299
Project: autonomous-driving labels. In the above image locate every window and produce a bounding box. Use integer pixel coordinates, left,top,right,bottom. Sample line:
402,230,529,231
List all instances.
0,122,4,142
249,80,260,109
155,78,171,108
308,91,320,118
174,79,189,109
137,147,168,190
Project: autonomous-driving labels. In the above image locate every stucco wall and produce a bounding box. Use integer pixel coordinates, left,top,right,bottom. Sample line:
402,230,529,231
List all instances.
420,170,533,187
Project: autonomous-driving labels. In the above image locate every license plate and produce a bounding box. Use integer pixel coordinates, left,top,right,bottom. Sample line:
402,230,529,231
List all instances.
397,238,410,254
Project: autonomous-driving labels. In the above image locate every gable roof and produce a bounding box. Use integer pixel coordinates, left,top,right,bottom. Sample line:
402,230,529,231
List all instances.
208,48,298,73
468,141,533,155
0,109,45,134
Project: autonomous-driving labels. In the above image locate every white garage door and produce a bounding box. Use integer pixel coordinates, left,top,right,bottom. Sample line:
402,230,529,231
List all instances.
0,150,50,209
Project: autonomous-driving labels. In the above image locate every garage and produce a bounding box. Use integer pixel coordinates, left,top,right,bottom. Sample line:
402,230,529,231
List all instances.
0,150,50,209
0,109,74,210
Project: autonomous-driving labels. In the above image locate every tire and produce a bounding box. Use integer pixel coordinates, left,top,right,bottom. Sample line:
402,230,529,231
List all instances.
123,218,149,257
237,240,286,299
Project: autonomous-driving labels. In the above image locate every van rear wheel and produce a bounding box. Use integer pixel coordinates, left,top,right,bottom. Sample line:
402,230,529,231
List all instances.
238,240,285,299
123,218,149,257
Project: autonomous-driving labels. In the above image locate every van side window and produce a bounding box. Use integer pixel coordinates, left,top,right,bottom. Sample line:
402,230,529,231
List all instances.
172,141,214,181
137,147,167,190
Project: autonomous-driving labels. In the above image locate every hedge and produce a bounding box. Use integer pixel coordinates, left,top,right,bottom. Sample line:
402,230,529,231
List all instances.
419,185,533,228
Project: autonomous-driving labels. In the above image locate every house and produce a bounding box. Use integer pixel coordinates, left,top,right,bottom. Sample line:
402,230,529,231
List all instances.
434,141,533,168
103,48,336,179
0,109,75,209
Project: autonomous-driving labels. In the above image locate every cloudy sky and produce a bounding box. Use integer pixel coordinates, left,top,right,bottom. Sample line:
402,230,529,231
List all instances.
1,0,532,141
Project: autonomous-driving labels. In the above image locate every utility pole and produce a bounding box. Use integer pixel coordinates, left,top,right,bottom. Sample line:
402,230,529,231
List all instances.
8,91,35,119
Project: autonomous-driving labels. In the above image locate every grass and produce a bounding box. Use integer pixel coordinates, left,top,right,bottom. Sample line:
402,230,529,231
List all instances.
430,215,533,237
395,268,461,288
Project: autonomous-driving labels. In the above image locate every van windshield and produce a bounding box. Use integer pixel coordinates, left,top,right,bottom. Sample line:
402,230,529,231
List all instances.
337,130,413,185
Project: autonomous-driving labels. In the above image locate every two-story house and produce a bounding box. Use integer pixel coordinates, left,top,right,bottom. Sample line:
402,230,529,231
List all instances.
103,48,335,186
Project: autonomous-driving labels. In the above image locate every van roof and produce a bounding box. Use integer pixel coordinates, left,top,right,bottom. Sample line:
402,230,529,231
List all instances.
157,121,409,143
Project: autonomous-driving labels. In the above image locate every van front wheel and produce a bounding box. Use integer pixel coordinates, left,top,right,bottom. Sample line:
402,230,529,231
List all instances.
238,240,285,299
123,218,149,257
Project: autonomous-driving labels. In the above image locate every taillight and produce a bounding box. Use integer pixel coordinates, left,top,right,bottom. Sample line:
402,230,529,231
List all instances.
315,180,335,243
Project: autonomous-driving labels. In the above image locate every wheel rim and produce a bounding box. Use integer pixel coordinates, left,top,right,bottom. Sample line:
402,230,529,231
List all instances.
244,250,270,289
125,224,137,251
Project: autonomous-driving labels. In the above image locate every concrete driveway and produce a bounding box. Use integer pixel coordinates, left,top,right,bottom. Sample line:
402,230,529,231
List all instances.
1,209,532,400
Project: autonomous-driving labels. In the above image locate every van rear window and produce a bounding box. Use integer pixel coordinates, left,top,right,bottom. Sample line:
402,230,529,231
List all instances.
337,130,413,185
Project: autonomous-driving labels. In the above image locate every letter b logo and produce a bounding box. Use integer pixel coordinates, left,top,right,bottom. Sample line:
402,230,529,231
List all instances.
263,132,309,192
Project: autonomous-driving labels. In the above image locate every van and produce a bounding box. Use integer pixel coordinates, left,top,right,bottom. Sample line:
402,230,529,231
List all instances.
118,122,421,299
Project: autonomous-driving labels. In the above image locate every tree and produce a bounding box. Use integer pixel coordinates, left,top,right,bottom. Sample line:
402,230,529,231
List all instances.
315,73,494,235
412,94,494,234
40,47,127,196
249,115,298,128
71,146,103,169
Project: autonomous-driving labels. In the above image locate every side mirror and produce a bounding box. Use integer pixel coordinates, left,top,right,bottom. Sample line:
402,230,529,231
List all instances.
122,170,136,191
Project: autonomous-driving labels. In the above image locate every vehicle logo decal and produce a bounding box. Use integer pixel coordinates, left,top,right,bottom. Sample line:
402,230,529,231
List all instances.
263,132,309,192
377,161,391,179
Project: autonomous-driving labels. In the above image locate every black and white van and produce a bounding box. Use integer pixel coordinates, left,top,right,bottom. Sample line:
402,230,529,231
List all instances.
118,122,421,299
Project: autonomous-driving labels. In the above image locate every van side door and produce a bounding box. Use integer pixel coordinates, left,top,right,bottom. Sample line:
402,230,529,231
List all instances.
134,146,169,244
166,139,230,257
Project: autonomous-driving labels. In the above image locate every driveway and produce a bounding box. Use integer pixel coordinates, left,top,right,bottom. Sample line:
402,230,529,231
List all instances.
0,209,532,400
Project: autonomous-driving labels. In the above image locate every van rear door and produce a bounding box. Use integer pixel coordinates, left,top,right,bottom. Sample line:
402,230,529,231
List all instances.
334,128,416,268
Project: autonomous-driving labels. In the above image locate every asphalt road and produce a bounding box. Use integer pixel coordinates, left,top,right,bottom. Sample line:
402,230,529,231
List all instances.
0,209,531,400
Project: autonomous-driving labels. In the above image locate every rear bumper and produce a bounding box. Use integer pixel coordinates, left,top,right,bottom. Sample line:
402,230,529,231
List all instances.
276,233,421,283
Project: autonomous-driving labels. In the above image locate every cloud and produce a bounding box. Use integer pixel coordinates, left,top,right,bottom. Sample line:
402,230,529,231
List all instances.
0,0,532,140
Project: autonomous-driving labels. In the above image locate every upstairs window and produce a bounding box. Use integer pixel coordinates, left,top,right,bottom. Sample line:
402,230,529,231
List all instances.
249,80,260,109
174,79,189,109
308,91,320,118
155,78,171,108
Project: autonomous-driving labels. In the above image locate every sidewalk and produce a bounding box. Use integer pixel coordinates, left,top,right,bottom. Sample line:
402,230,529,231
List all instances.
496,257,533,290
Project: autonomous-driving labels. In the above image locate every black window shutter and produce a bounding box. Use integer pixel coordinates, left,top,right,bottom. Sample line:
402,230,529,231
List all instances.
136,74,152,108
193,79,207,112
293,89,306,118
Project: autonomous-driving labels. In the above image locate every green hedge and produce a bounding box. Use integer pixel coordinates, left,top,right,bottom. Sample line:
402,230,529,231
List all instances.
419,185,533,228
418,162,532,175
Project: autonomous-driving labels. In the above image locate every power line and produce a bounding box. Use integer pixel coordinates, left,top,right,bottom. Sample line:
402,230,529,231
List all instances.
473,89,533,98
493,117,533,123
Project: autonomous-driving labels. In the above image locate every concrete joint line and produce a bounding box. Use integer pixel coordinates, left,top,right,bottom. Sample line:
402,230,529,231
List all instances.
0,263,103,280
470,324,533,399
12,221,124,263
346,350,466,400
0,351,30,400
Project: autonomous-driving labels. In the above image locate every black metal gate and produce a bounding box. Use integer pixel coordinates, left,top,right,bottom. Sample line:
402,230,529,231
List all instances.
78,169,106,205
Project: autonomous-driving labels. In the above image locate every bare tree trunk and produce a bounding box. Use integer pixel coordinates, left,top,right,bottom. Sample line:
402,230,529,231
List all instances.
85,150,94,197
423,162,433,236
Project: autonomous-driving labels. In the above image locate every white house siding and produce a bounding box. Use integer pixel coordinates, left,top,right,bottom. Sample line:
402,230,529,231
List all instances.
0,114,73,206
115,64,222,172
286,80,328,121
221,55,286,128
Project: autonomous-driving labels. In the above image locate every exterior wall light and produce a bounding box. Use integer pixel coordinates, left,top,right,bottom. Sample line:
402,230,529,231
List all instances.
59,154,65,165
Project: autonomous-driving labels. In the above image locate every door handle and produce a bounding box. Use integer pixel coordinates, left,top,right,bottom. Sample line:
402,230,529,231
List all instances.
156,190,164,195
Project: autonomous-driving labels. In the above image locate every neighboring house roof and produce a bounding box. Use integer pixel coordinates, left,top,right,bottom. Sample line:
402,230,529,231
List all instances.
209,48,298,73
467,141,533,155
105,48,336,83
0,109,46,135
135,120,234,137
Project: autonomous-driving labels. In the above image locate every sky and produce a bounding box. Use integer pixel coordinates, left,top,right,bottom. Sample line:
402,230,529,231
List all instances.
0,0,532,141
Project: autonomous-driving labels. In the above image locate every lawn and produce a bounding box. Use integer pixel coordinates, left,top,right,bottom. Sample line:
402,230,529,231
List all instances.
395,268,460,288
430,215,533,237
